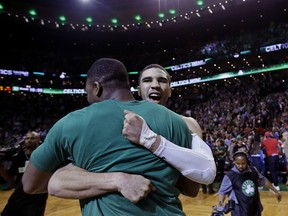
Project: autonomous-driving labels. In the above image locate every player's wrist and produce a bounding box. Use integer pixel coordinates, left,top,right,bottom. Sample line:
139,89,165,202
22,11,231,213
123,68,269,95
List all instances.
139,120,157,149
116,172,130,192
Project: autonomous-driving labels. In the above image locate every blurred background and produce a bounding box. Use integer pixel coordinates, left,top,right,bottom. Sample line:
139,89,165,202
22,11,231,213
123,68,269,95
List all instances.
0,0,287,190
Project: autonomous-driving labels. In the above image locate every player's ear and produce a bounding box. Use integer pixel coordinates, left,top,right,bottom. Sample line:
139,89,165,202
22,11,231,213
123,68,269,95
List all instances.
94,81,103,97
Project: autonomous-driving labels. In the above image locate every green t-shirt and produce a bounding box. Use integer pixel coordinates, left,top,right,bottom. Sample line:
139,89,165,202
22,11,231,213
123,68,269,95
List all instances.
31,100,192,216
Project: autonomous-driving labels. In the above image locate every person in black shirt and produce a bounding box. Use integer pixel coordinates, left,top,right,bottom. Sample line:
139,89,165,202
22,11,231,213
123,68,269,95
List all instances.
1,131,48,216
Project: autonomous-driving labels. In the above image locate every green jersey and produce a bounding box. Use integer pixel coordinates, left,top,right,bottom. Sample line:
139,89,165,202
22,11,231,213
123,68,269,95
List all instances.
31,100,192,216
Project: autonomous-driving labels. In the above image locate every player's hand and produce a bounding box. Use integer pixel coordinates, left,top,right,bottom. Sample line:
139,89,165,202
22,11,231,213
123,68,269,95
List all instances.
118,173,156,203
122,110,144,145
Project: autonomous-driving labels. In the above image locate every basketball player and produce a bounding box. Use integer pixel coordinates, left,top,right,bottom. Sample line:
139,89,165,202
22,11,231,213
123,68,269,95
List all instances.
46,64,216,201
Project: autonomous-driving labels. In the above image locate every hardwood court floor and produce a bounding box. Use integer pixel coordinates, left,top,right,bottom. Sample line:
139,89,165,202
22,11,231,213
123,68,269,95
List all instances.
1,189,288,216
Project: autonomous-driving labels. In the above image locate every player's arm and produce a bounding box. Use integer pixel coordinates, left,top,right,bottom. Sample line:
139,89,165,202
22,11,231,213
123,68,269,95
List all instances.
47,163,156,202
181,116,203,139
178,115,207,196
122,110,216,184
47,110,213,199
176,175,200,197
22,162,53,194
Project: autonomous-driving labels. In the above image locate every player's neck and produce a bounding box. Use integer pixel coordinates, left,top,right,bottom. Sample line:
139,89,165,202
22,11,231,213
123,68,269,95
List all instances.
109,89,135,101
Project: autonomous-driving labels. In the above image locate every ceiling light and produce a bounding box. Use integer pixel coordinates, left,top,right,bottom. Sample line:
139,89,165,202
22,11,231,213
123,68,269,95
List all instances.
134,15,141,21
197,0,203,6
59,16,66,22
86,17,93,23
28,9,37,16
169,9,176,15
158,13,165,18
111,18,118,24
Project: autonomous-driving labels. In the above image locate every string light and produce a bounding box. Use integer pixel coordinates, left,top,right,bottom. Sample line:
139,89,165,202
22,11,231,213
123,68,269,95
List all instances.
1,1,251,32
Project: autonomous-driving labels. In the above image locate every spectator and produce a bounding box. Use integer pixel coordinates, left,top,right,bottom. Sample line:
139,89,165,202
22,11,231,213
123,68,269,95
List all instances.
282,129,288,185
262,131,281,190
213,139,228,182
1,131,48,216
250,141,266,176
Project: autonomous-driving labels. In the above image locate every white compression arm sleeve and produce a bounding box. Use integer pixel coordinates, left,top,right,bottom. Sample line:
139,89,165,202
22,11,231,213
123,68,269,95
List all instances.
153,134,216,184
139,118,157,149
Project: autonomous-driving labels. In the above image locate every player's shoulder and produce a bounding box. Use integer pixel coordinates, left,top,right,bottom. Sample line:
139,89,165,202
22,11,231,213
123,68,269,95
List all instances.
181,116,199,125
180,115,202,138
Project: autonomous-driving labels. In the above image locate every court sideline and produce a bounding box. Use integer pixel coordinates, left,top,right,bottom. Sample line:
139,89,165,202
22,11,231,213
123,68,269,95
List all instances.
1,188,288,215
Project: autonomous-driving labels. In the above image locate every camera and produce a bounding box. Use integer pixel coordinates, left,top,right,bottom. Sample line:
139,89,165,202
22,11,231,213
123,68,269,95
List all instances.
211,200,235,216
0,146,21,161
